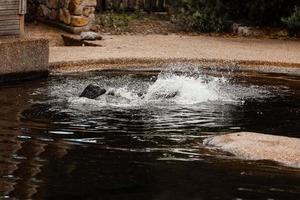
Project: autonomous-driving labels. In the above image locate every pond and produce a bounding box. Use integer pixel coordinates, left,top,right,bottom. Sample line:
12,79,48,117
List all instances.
0,67,299,199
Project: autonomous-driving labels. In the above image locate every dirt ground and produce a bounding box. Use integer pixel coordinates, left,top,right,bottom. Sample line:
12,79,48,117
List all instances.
49,34,300,65
25,22,68,46
23,22,300,73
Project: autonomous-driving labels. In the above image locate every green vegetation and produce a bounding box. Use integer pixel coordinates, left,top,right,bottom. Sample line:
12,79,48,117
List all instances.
95,12,139,28
282,6,300,36
94,1,300,35
172,0,226,32
172,0,300,33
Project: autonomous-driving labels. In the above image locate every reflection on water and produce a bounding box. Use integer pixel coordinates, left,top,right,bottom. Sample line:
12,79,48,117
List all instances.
0,67,299,199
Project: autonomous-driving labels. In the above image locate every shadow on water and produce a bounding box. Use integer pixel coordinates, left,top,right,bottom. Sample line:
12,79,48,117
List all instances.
0,67,299,199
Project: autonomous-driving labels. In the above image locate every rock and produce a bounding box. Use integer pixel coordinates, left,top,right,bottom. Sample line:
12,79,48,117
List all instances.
82,0,97,6
238,26,253,37
90,24,101,32
46,0,58,9
59,0,70,8
69,0,82,14
82,6,94,17
37,5,45,17
204,132,300,168
88,13,95,21
59,8,71,24
80,31,102,40
71,5,83,15
39,4,51,18
70,16,89,27
232,23,263,37
49,9,58,20
231,23,240,34
80,84,106,99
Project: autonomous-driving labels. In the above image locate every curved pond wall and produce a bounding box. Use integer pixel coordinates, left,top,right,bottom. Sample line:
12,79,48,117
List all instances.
0,38,49,82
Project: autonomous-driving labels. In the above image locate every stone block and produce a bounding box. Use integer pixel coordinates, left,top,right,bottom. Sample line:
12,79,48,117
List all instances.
82,7,94,17
69,0,83,15
59,8,71,24
0,38,49,81
71,5,83,15
59,0,70,8
82,0,97,7
70,16,89,27
49,9,58,20
40,4,51,17
46,0,58,9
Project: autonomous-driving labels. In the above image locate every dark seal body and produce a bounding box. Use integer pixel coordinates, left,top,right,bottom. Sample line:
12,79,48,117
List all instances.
80,84,106,99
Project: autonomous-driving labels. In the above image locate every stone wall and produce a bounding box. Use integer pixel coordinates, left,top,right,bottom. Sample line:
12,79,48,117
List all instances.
36,0,97,33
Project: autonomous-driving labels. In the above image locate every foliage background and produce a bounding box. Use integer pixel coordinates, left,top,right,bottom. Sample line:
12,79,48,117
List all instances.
171,0,300,34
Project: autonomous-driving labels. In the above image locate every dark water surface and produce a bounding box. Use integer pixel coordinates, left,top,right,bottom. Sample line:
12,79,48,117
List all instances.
0,68,299,199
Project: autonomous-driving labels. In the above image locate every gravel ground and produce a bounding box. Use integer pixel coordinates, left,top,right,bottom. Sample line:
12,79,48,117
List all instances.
49,34,300,72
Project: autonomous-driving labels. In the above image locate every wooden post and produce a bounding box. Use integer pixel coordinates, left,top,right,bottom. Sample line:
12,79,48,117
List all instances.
19,0,27,37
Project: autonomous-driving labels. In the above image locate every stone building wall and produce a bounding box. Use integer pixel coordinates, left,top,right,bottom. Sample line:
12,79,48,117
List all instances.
36,0,97,33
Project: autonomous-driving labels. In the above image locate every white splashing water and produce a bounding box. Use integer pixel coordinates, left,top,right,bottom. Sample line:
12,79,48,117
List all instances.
43,68,271,111
144,72,227,104
66,71,236,111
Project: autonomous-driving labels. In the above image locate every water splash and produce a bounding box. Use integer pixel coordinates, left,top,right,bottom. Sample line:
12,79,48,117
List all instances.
144,70,228,104
41,67,273,111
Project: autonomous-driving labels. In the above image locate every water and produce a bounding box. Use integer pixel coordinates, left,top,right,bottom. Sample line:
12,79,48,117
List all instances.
0,67,299,199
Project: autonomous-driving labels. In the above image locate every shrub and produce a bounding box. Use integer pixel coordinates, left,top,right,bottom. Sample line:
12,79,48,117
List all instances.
172,0,300,33
282,6,300,36
174,0,226,32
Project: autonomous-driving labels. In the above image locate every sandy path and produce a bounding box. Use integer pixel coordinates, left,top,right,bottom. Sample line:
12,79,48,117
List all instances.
49,35,300,67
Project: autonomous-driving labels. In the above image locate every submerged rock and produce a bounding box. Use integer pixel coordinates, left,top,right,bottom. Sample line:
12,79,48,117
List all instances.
80,84,106,99
204,132,300,168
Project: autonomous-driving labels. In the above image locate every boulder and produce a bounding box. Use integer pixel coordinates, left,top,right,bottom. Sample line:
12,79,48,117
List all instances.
204,132,300,168
80,31,102,40
59,0,70,8
46,0,58,9
69,0,82,14
71,5,83,15
39,4,51,18
82,6,94,17
88,13,96,21
231,23,262,37
59,8,71,24
70,16,89,27
80,84,106,99
82,0,97,6
49,9,58,20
